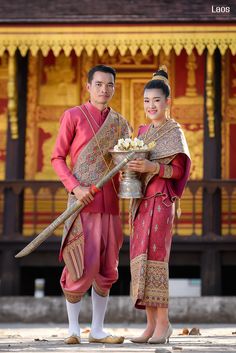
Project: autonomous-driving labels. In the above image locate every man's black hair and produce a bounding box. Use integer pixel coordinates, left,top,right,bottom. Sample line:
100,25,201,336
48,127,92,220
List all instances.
87,65,116,83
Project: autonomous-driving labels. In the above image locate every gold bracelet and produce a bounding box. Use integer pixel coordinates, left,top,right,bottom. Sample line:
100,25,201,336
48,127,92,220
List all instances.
153,162,160,174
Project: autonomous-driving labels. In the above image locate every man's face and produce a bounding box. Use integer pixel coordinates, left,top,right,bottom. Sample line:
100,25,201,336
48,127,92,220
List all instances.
87,71,115,106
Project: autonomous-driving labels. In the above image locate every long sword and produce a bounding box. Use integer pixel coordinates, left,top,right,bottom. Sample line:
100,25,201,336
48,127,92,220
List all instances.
15,151,136,258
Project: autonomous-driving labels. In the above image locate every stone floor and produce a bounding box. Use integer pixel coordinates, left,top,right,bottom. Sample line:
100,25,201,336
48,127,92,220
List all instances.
0,323,236,352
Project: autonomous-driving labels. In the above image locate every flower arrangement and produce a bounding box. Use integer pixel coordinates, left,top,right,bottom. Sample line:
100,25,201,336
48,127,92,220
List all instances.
113,138,155,151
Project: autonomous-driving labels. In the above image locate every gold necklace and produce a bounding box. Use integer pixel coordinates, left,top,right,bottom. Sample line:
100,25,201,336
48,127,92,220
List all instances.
143,119,169,144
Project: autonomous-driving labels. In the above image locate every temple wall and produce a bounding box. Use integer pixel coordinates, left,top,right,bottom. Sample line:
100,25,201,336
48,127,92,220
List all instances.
0,48,235,237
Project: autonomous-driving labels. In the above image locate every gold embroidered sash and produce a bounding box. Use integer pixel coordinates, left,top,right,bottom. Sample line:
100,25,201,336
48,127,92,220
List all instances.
130,119,190,223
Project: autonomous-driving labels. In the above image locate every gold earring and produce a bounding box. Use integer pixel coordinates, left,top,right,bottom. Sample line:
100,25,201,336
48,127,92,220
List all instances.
165,107,170,120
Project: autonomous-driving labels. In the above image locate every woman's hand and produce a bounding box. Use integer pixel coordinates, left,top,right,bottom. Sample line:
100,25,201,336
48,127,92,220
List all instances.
128,158,157,173
72,185,94,205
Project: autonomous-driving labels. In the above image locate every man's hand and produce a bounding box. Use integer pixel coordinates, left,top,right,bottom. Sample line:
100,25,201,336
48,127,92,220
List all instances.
72,185,94,205
128,158,158,173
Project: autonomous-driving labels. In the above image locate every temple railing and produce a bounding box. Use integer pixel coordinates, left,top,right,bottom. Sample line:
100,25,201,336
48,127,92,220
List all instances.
0,179,236,239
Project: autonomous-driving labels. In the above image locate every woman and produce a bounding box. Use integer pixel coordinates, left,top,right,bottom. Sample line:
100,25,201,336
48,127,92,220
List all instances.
128,66,191,344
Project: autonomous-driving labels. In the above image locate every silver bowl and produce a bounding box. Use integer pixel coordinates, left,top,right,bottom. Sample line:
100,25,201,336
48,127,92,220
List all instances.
110,149,149,199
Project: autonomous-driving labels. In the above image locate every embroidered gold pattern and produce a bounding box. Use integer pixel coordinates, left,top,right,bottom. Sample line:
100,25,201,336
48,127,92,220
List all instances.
63,289,83,303
131,254,169,308
153,162,160,174
73,108,130,187
130,119,190,223
163,165,173,178
62,216,84,282
143,120,190,162
130,253,147,301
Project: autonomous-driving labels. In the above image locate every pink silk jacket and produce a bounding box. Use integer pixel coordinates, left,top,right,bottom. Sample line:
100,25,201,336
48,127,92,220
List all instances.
51,102,120,214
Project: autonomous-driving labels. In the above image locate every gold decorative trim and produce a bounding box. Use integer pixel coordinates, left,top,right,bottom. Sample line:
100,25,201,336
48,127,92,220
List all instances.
63,289,83,303
92,281,109,297
131,254,169,308
206,52,215,138
0,25,235,57
163,165,173,178
7,55,18,139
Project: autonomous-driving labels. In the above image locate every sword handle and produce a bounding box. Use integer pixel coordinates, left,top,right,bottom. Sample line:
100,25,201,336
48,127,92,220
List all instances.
89,184,101,195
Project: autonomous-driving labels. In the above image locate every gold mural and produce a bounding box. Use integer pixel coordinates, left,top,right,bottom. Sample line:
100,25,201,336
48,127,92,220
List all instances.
172,50,204,179
39,54,79,106
25,53,79,180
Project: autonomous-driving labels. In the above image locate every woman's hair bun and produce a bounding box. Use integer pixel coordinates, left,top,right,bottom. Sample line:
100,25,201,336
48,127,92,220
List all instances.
159,65,168,73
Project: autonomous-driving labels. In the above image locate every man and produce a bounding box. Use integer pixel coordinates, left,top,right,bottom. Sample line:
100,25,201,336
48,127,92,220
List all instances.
51,65,131,344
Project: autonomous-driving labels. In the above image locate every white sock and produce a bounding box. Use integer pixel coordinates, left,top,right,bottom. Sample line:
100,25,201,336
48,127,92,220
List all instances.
91,287,109,339
66,299,81,337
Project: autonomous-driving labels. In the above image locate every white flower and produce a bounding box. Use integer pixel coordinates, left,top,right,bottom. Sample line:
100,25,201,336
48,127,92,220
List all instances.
137,139,144,147
113,137,151,151
131,140,137,147
118,138,124,144
123,141,130,149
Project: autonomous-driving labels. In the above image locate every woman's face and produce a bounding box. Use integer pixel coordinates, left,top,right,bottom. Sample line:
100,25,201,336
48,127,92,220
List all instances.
144,88,169,122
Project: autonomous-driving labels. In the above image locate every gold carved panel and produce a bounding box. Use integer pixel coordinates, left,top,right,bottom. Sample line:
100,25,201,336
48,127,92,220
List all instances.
181,124,203,180
130,79,148,135
97,48,158,70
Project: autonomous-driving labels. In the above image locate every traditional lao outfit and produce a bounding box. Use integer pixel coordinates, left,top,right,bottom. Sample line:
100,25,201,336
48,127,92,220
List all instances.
130,119,191,309
51,102,130,303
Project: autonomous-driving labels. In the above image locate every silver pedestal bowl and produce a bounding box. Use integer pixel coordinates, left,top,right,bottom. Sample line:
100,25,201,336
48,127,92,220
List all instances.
110,149,149,199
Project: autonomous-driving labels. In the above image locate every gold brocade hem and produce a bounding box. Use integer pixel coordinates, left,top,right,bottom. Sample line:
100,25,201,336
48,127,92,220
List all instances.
130,253,147,301
131,254,169,309
63,289,83,303
137,300,168,309
92,281,109,297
